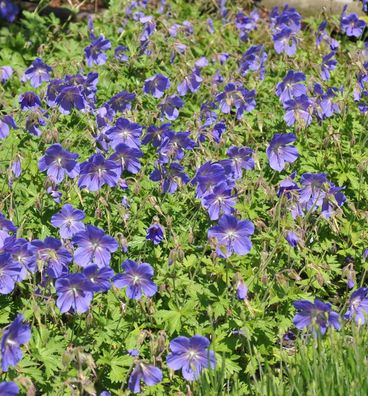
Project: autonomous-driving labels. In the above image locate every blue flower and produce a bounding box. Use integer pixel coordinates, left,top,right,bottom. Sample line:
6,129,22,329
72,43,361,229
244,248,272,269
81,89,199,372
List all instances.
106,118,142,149
83,264,114,292
0,381,19,395
51,204,85,239
344,288,368,324
85,35,111,67
159,95,184,120
78,154,120,192
293,299,340,335
72,225,118,268
128,362,163,393
38,144,80,184
22,58,52,88
19,92,41,111
150,162,190,194
208,215,254,258
55,273,94,313
266,133,298,172
0,253,21,294
146,223,164,245
144,74,170,98
166,335,216,381
1,314,31,372
113,260,157,300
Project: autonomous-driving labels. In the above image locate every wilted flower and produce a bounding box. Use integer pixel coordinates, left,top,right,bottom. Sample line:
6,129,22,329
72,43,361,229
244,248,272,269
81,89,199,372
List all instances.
72,225,118,268
208,214,254,258
293,299,340,335
166,335,216,381
22,58,52,88
1,314,31,372
236,279,248,300
113,260,157,300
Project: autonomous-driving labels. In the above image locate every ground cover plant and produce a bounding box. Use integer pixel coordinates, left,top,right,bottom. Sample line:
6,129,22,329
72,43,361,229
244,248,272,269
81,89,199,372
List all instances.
0,0,368,394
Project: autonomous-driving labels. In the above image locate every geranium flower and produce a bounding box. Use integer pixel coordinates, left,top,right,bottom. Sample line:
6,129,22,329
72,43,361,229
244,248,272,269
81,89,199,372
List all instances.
266,133,298,171
146,223,164,245
166,335,216,381
128,362,162,393
1,314,31,372
208,214,254,258
51,204,85,239
113,260,157,300
22,58,52,88
344,288,368,324
143,74,170,98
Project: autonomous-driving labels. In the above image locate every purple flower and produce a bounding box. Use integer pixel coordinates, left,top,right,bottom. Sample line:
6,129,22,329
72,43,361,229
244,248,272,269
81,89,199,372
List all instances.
83,264,114,292
109,144,143,175
208,215,254,258
0,381,19,395
0,115,17,140
236,279,248,300
55,273,94,313
72,225,118,268
285,231,299,247
321,184,346,218
2,237,35,281
55,86,87,115
113,260,157,300
30,237,72,278
293,299,341,335
114,45,129,62
1,314,31,372
25,110,47,137
177,70,202,96
166,335,216,381
316,21,339,50
239,45,267,80
159,95,184,120
227,146,254,179
202,182,236,220
266,133,298,171
108,91,136,113
106,118,142,149
51,204,85,239
321,51,337,81
19,92,41,111
158,131,195,164
344,288,368,325
128,362,163,393
276,70,306,103
85,35,111,67
0,66,13,83
273,27,297,56
192,161,227,199
22,58,52,88
78,154,120,192
11,157,21,178
146,223,164,245
314,85,340,119
299,173,327,206
0,253,21,294
0,213,17,248
283,95,313,127
149,162,189,193
144,74,170,98
0,0,18,22
210,121,226,143
216,83,256,119
38,144,79,184
341,11,366,38
142,123,173,147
